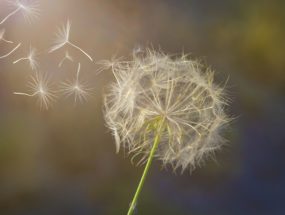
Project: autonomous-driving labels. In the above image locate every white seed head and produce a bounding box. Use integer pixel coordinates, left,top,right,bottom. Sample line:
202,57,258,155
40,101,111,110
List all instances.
14,72,56,110
17,0,40,23
59,63,93,103
49,20,93,61
104,49,229,172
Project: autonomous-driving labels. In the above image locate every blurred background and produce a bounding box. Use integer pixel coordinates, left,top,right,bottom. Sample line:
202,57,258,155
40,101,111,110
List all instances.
0,0,285,214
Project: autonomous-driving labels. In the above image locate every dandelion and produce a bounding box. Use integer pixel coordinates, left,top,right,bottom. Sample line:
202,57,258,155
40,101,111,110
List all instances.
0,0,40,25
13,45,38,70
60,63,92,103
58,51,73,67
0,42,21,59
13,71,56,109
49,20,93,62
0,28,13,43
104,49,229,215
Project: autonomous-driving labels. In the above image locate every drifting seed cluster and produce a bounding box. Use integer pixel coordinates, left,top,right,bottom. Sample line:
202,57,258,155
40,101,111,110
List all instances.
0,0,93,109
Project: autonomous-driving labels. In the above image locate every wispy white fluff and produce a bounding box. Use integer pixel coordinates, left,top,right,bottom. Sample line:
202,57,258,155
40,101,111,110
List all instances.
0,42,21,59
0,0,40,25
13,45,38,70
96,55,124,75
0,29,13,43
104,49,229,172
60,63,93,103
49,20,93,62
13,71,56,109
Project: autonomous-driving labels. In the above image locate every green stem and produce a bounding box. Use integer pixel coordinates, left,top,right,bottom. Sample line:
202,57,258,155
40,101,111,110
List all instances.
127,130,162,215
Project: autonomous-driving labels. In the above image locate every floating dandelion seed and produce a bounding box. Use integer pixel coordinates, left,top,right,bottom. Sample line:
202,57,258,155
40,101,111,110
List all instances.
13,72,56,109
0,42,21,59
0,0,40,25
13,45,38,70
60,63,93,103
0,29,13,43
58,51,73,67
49,20,93,61
104,49,229,215
96,55,124,75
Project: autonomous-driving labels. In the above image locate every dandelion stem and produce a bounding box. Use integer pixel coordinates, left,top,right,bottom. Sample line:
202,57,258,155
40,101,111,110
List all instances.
0,7,21,25
58,58,66,67
127,126,162,215
13,92,36,97
2,38,13,44
68,42,93,62
0,43,21,59
13,57,26,64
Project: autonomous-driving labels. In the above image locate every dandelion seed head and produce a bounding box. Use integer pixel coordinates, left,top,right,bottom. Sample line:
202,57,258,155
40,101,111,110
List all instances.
74,85,79,90
13,45,38,70
60,80,92,103
38,86,44,94
60,63,93,103
49,19,71,53
29,73,56,109
49,20,93,61
0,0,39,25
14,72,56,110
104,49,229,172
